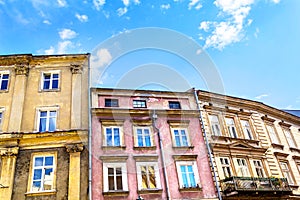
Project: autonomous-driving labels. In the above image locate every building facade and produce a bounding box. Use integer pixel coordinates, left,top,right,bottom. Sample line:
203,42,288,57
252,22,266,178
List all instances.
197,90,300,199
91,88,218,200
0,54,89,200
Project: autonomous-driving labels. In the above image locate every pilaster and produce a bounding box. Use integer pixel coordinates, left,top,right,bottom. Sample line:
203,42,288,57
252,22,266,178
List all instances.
66,144,84,200
8,64,29,132
0,147,19,200
70,64,82,129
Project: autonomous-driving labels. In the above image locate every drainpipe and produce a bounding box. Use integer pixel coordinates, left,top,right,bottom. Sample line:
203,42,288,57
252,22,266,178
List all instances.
88,55,92,200
193,89,222,200
152,110,170,200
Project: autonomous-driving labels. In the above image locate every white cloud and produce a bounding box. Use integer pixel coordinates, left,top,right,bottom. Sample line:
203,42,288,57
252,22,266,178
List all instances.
161,4,170,10
57,0,67,7
196,49,202,55
254,27,259,38
188,0,202,10
271,0,280,4
59,28,77,40
93,0,105,10
133,0,140,5
255,94,269,100
43,20,51,25
91,48,112,67
122,0,129,7
75,13,88,22
117,7,128,16
44,46,55,55
199,21,211,32
200,0,255,50
57,40,74,54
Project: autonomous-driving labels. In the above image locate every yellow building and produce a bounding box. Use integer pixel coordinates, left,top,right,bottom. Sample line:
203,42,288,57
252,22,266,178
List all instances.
197,90,300,199
0,54,89,200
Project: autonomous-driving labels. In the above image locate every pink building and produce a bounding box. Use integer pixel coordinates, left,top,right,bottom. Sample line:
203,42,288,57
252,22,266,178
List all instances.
91,88,218,200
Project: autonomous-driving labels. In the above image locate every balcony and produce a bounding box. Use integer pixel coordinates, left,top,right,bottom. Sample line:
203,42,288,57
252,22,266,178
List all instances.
220,177,292,196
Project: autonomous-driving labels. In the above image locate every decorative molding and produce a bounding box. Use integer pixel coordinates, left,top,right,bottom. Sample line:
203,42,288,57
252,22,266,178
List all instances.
100,155,128,162
65,143,84,153
133,155,158,162
279,121,292,128
14,64,29,76
0,147,19,156
261,115,276,123
172,154,197,161
70,64,82,74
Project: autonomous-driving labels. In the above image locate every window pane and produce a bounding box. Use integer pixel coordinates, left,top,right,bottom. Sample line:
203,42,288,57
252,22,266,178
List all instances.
174,130,181,146
45,157,53,166
106,128,112,146
181,130,188,146
35,157,44,167
188,166,196,187
108,176,114,190
53,74,59,78
137,129,143,146
180,166,188,187
148,166,156,188
32,181,41,191
33,169,42,180
52,80,59,89
116,175,123,190
1,80,8,90
49,117,56,131
114,128,120,146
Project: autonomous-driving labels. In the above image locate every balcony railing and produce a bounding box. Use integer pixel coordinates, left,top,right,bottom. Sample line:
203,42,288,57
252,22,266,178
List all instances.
220,177,292,194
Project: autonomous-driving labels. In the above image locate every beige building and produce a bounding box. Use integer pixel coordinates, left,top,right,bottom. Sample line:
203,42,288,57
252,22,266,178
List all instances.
0,54,89,200
197,90,300,199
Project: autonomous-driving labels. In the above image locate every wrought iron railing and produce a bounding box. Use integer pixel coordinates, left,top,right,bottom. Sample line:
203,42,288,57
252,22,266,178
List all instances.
220,177,291,194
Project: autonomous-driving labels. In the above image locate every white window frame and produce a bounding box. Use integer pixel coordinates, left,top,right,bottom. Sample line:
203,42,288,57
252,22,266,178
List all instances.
208,114,222,136
266,125,280,144
134,127,153,147
103,163,128,192
27,152,57,193
225,117,238,138
36,107,58,132
136,162,161,190
0,71,10,91
279,161,294,185
219,157,232,178
253,160,265,178
240,119,253,140
41,71,60,91
283,129,296,148
171,128,190,147
103,126,123,146
236,158,250,177
175,161,200,189
133,100,147,108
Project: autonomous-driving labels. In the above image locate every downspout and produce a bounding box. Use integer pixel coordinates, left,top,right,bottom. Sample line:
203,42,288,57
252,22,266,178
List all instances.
152,110,170,200
193,88,222,200
88,54,92,200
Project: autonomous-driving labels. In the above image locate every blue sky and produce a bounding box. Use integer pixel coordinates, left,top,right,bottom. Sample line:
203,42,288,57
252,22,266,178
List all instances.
0,0,299,110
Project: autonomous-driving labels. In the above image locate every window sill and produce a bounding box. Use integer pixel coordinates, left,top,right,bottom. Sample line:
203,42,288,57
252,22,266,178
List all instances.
133,146,156,150
0,89,9,93
25,190,56,196
211,135,260,145
290,147,300,153
172,146,194,150
102,146,126,150
103,190,129,196
271,143,284,150
179,187,202,192
138,189,163,194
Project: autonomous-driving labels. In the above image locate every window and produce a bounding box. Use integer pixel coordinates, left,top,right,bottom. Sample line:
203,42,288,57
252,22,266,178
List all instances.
103,163,128,192
105,99,119,107
172,128,189,147
29,153,56,192
283,129,296,148
280,162,294,185
225,117,238,138
220,157,232,178
236,158,250,177
253,160,265,177
209,115,222,136
38,110,57,132
135,127,152,147
133,100,146,108
266,125,280,144
240,120,253,140
176,161,200,188
42,72,59,90
0,73,9,90
104,127,122,146
169,101,181,109
136,162,161,190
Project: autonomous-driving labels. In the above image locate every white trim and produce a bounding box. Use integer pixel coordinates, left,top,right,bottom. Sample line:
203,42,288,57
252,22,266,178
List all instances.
136,162,161,190
175,161,200,188
171,128,190,147
36,106,59,132
40,70,60,91
103,126,123,146
103,162,128,192
134,126,153,147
